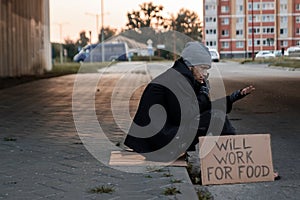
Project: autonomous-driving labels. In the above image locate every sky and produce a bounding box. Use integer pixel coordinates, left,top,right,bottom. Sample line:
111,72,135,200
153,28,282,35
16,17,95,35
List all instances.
50,0,203,43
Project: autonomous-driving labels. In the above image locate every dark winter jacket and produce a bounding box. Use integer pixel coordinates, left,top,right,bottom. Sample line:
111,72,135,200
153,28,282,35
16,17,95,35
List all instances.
124,58,246,156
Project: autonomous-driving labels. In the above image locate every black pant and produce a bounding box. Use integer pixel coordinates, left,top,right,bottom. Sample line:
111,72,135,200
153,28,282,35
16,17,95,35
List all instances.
187,111,236,151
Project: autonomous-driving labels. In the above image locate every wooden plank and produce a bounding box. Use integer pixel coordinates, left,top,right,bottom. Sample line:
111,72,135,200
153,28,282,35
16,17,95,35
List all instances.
109,151,187,167
199,134,274,185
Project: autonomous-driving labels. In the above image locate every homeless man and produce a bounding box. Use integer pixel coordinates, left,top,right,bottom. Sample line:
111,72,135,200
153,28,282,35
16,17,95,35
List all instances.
124,41,255,162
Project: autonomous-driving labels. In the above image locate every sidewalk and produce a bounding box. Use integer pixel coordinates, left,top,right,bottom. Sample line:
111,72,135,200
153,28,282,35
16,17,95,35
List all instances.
0,72,198,200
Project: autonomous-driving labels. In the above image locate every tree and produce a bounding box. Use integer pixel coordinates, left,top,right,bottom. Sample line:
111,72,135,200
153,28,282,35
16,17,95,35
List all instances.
76,31,89,49
64,38,78,60
169,8,203,41
98,26,117,42
126,2,164,30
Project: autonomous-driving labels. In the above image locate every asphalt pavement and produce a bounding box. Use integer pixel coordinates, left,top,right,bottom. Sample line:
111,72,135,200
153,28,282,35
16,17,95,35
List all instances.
0,61,299,199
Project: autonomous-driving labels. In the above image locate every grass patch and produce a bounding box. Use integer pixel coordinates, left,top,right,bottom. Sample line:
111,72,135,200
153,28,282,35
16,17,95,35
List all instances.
238,57,300,68
0,62,114,90
197,188,213,200
88,185,115,194
162,173,173,177
145,175,152,178
163,187,181,196
3,137,17,141
170,179,182,183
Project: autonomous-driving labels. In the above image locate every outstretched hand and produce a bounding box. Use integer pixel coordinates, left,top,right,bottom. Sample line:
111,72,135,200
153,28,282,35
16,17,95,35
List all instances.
240,85,255,95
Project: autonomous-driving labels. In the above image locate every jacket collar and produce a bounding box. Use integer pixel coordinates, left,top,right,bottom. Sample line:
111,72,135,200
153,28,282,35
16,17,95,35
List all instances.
172,57,196,85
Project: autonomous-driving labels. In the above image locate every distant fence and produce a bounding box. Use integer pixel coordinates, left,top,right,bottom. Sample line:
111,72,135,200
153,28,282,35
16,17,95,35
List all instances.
0,0,51,77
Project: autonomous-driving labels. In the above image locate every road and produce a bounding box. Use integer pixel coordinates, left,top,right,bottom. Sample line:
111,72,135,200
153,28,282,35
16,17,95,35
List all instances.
119,61,300,199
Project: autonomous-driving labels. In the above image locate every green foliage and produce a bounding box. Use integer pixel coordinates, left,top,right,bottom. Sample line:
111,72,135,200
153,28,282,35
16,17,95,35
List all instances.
170,179,182,183
163,187,181,196
162,173,173,177
171,8,202,41
197,188,213,200
98,26,117,42
3,137,17,141
88,185,115,194
126,2,164,30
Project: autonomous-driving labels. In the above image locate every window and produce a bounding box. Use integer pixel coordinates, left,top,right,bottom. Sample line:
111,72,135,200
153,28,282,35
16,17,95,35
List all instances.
221,42,229,48
249,27,260,34
236,29,243,35
262,27,275,34
236,17,244,24
280,4,287,11
206,17,217,23
221,6,229,13
222,18,229,25
296,16,300,24
280,41,288,47
237,5,243,12
296,28,300,35
263,39,274,46
206,41,217,47
296,4,300,11
236,41,244,48
221,30,229,36
280,16,288,23
280,28,288,35
262,15,275,22
249,2,261,10
248,39,261,47
206,29,217,35
262,2,274,10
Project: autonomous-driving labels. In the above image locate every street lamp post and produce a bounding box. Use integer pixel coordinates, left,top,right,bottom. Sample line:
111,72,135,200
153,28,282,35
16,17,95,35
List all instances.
251,0,255,60
101,0,105,62
85,12,100,42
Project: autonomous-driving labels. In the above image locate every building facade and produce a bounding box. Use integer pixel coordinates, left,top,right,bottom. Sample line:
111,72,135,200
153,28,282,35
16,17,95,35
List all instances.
0,0,51,77
203,0,300,58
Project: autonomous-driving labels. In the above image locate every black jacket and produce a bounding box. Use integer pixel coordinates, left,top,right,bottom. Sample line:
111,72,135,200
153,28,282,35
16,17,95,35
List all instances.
124,58,245,156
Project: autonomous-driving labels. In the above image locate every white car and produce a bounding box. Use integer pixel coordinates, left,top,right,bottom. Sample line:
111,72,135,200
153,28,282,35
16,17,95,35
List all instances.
209,49,220,62
286,46,300,56
255,51,275,59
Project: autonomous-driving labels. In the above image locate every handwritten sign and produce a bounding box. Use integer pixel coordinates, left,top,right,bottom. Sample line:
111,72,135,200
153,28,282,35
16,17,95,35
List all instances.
199,134,274,185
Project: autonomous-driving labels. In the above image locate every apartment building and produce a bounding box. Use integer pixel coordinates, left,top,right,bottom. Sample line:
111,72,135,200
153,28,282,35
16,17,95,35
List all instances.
203,0,300,58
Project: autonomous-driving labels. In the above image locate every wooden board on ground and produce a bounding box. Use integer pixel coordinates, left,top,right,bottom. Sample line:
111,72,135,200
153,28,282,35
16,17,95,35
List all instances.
199,134,274,185
109,151,187,167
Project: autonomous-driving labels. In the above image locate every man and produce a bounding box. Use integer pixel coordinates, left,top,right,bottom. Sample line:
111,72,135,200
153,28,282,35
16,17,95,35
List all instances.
124,41,255,162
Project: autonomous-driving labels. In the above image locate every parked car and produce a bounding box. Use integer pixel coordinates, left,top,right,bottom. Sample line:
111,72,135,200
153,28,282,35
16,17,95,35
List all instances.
255,51,275,59
286,46,300,56
209,49,220,62
73,42,129,62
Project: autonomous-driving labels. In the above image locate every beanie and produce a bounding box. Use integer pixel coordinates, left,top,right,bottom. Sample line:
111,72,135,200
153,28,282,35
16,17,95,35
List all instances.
181,41,211,68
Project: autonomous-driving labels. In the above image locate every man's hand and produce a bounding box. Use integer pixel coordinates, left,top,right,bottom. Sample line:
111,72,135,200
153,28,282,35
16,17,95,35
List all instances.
240,85,255,95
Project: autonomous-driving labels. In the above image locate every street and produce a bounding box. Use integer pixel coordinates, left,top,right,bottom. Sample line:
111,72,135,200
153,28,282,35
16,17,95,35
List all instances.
114,60,300,199
0,60,299,199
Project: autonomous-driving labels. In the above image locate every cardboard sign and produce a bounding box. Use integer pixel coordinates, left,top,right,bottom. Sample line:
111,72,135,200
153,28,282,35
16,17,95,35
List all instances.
199,134,274,185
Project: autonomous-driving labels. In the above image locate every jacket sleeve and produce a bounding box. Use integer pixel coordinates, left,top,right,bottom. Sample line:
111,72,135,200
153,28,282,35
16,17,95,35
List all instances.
196,82,212,113
225,89,248,113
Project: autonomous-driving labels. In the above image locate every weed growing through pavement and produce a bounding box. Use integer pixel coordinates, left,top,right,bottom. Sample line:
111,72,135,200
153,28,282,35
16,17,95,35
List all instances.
88,185,115,194
163,187,181,196
197,188,213,200
170,179,182,183
163,173,173,177
3,137,17,141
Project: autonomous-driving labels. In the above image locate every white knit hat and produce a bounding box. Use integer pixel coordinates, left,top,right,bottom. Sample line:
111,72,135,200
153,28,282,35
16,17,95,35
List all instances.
181,41,212,68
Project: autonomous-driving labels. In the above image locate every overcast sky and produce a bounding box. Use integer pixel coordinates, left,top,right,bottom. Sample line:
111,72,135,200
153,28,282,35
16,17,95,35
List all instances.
50,0,203,43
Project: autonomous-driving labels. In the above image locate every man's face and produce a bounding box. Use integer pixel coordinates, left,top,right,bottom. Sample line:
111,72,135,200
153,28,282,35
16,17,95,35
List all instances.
191,65,210,83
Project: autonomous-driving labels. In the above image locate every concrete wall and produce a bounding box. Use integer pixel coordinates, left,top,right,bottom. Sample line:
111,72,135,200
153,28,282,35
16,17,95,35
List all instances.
0,0,51,77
